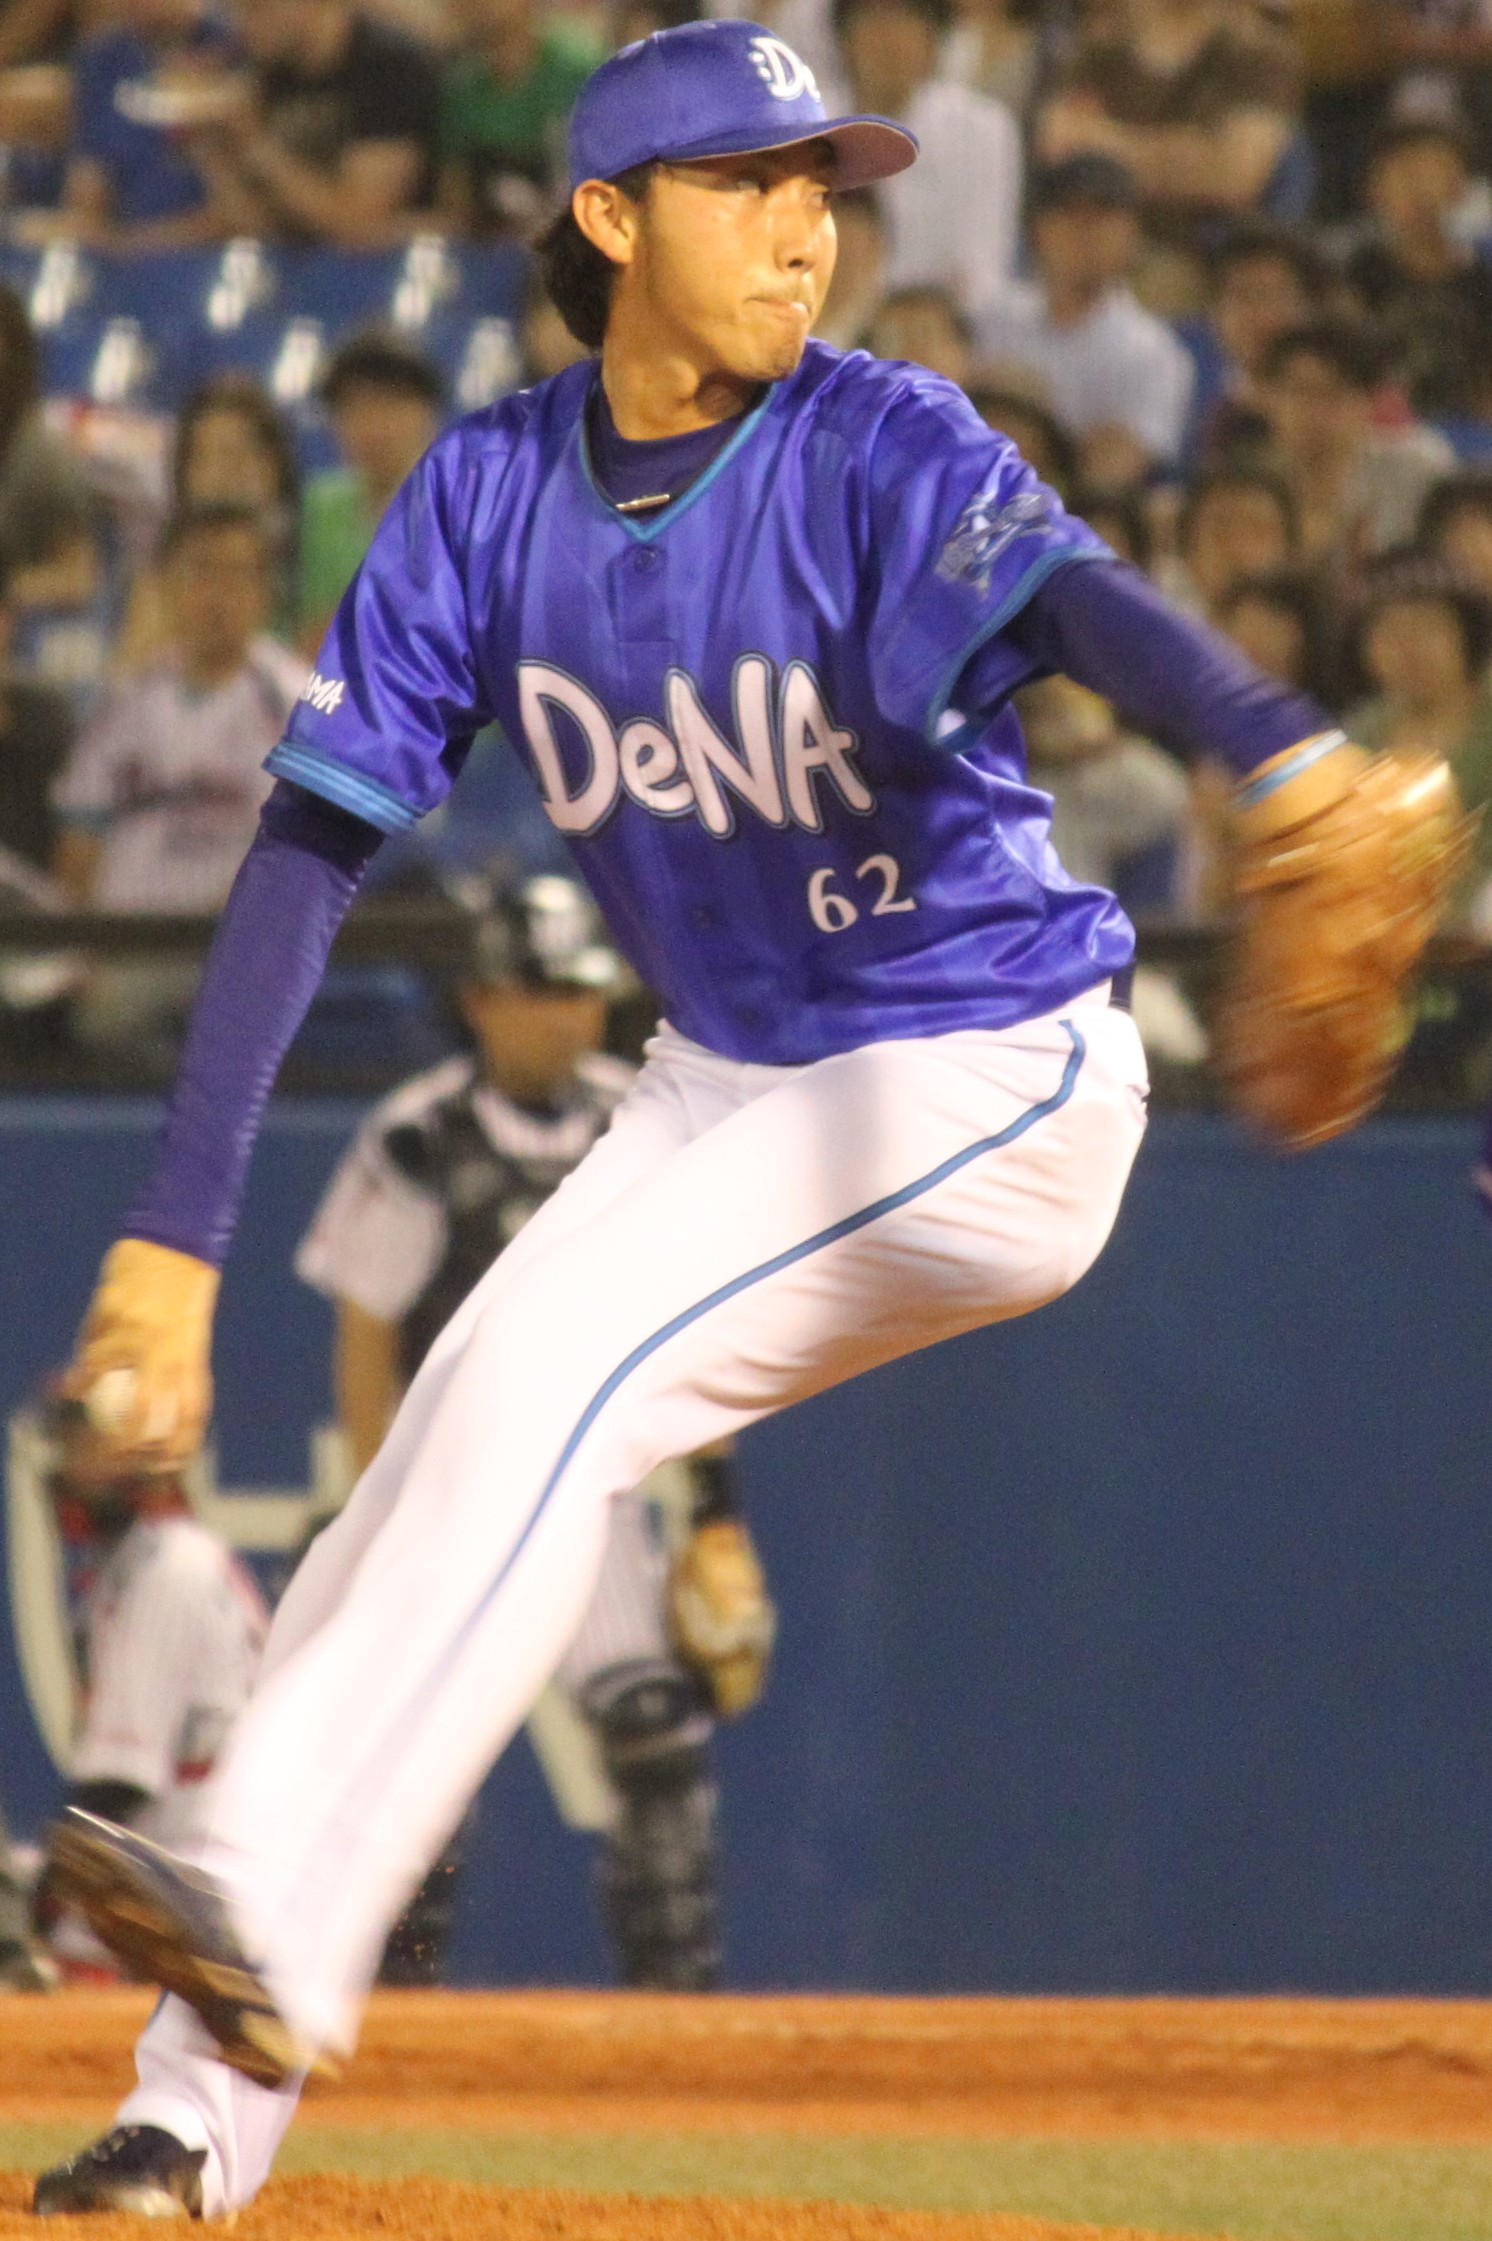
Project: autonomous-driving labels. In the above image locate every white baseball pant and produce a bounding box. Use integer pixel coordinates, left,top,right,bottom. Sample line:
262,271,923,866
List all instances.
119,988,1148,2212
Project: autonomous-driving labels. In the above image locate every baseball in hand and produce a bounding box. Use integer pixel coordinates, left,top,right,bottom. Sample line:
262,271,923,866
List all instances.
85,1366,139,1435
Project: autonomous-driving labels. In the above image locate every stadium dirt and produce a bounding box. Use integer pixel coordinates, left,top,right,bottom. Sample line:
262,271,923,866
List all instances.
3,1991,1492,2237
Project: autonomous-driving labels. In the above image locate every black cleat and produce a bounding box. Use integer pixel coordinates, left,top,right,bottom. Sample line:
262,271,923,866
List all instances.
34,2124,206,2217
46,1808,329,2090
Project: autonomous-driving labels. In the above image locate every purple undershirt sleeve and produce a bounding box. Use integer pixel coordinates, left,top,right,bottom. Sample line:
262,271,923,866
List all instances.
122,779,383,1268
999,558,1337,778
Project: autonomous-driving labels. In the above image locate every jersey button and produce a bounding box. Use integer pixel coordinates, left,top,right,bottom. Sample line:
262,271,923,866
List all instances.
631,547,662,573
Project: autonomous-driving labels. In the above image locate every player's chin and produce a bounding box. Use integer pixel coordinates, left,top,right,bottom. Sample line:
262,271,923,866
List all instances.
740,329,811,382
736,302,815,380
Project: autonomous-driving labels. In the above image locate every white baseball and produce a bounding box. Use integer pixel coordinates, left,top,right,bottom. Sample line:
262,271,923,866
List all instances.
85,1366,139,1434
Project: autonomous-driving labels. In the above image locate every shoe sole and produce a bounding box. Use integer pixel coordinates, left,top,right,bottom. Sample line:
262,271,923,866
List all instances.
49,1821,332,2092
35,2176,199,2218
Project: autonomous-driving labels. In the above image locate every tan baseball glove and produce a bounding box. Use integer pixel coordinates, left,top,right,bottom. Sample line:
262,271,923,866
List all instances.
668,1517,777,1719
1218,732,1475,1149
61,1238,220,1475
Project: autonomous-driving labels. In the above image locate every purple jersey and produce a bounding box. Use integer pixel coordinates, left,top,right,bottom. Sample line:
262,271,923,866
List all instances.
267,342,1133,1066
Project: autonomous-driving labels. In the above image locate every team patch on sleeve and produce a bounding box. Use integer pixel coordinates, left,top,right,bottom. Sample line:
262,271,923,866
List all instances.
935,488,1053,595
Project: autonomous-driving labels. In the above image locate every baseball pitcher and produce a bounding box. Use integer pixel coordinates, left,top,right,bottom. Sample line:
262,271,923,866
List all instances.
38,20,1464,2218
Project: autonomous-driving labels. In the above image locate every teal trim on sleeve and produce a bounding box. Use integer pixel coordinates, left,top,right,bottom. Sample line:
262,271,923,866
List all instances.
265,742,421,833
926,545,1111,747
1234,730,1349,805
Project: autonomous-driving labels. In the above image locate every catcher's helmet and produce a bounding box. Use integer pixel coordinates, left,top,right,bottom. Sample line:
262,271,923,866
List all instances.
454,873,624,994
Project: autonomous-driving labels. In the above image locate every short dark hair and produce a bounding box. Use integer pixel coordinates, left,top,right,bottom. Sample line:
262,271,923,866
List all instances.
1260,314,1387,393
1368,115,1472,173
1074,484,1154,572
612,0,701,34
871,284,973,347
966,384,1079,495
158,499,271,563
1350,548,1492,684
533,162,656,350
0,282,39,465
1214,567,1336,698
1418,468,1492,549
1209,218,1330,302
832,0,952,36
174,371,300,515
1030,153,1139,217
319,329,445,411
1179,463,1298,553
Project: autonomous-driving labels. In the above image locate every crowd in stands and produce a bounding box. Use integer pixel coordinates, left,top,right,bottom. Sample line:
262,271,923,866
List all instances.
3,0,1492,1072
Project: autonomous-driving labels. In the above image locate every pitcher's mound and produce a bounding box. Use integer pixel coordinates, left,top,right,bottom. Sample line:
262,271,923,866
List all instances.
0,2172,1213,2240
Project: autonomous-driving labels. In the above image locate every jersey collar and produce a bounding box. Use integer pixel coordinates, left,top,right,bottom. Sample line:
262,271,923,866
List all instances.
573,363,779,544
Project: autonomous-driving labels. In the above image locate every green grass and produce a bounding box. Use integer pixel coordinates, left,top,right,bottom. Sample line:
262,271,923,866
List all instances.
4,2121,1492,2240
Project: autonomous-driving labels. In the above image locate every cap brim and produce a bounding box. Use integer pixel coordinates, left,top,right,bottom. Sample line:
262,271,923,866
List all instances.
659,114,918,190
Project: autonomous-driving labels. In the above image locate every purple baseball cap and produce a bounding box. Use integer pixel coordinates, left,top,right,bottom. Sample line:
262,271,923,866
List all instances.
567,19,918,193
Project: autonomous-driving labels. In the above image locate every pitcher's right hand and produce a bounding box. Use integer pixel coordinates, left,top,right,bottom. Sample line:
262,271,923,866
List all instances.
62,1239,221,1474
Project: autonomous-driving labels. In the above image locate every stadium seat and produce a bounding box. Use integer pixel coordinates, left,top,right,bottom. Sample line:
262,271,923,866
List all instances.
16,238,536,428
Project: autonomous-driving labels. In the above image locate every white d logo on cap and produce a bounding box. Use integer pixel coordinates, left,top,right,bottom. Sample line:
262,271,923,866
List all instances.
748,34,819,100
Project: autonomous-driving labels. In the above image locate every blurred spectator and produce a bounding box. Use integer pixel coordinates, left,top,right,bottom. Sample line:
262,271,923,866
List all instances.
1017,673,1190,905
834,0,1022,317
1076,484,1155,571
1424,314,1492,459
1184,219,1332,461
1344,552,1492,918
1212,566,1337,695
867,284,972,383
613,0,702,41
1166,460,1297,614
0,554,74,873
1258,314,1456,563
61,0,237,249
1036,0,1304,244
298,330,443,650
32,1426,266,1967
967,382,1080,493
184,0,441,246
118,372,302,670
1372,0,1492,184
816,184,888,348
0,0,82,71
1343,119,1492,419
51,502,304,1049
976,155,1194,487
436,0,601,239
941,0,1043,114
0,64,73,218
0,284,108,714
175,373,300,519
1420,466,1492,593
